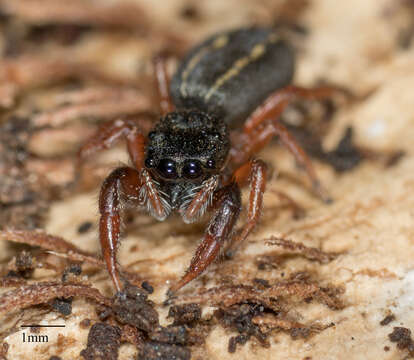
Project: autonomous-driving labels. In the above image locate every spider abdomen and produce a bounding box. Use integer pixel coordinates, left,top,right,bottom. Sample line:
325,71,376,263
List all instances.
170,27,294,127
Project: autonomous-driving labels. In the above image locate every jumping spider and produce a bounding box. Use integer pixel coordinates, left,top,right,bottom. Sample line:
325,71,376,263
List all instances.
79,27,335,296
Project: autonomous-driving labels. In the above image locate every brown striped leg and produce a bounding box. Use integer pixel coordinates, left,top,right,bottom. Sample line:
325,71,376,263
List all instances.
99,167,143,292
225,159,268,258
78,116,152,168
100,166,170,292
244,85,336,133
168,183,241,295
230,85,336,202
269,121,331,202
231,121,331,202
153,55,174,115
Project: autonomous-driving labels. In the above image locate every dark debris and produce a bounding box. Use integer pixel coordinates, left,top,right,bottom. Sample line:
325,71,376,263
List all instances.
138,341,191,360
380,314,396,326
167,303,201,325
112,284,159,333
77,221,93,234
228,334,249,353
324,127,363,172
149,326,188,345
80,323,121,360
62,264,82,283
215,303,269,352
51,297,73,316
141,281,154,294
388,327,414,356
285,122,363,173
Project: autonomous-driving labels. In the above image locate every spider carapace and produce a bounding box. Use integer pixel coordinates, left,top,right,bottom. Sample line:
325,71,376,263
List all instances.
79,27,335,296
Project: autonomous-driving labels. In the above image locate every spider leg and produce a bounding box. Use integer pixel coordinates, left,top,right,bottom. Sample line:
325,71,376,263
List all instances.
87,116,169,292
78,116,152,167
225,159,268,258
230,85,335,203
99,166,143,292
168,182,241,295
100,166,169,292
153,55,174,115
244,85,336,133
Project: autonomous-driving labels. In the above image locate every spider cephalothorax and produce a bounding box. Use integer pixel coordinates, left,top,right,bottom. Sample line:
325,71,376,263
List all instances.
145,110,229,182
79,27,335,296
143,110,230,221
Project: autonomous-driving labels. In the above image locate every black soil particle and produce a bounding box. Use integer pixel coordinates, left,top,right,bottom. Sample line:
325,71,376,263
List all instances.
138,341,191,360
141,281,154,294
323,127,363,172
62,264,82,282
112,284,159,333
149,325,188,345
388,327,414,356
80,323,121,360
167,304,201,325
77,221,93,234
51,297,73,316
48,356,62,360
228,334,249,353
215,303,268,353
285,123,362,172
380,314,396,326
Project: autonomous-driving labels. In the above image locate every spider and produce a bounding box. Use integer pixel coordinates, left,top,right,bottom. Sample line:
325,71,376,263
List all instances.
79,27,335,296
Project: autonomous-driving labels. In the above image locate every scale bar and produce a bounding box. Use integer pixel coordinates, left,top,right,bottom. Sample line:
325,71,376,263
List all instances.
21,325,65,328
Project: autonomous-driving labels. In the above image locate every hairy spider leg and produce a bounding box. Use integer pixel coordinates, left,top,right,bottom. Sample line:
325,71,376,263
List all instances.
79,117,169,291
99,167,142,292
77,116,153,163
230,85,336,203
153,55,175,115
244,85,336,132
168,182,241,295
225,159,268,258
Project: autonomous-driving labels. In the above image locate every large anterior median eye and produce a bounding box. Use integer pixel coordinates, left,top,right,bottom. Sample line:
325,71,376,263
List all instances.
157,159,178,179
183,160,202,179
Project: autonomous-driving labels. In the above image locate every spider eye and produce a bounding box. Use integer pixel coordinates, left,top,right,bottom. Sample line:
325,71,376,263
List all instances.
157,159,177,179
205,159,215,169
145,158,156,168
183,160,202,179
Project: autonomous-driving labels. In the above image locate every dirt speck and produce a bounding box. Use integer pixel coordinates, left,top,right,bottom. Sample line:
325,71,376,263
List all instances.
51,297,73,316
215,303,268,352
380,313,396,326
388,327,414,356
112,284,159,333
80,323,121,360
167,303,201,325
149,325,188,345
138,341,191,360
141,281,154,294
77,221,93,234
